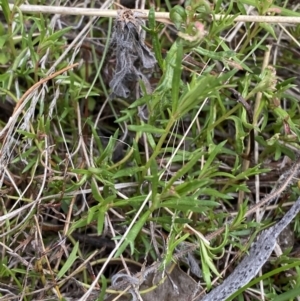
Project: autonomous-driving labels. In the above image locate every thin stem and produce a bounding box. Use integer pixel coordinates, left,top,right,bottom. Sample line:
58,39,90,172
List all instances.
4,4,300,23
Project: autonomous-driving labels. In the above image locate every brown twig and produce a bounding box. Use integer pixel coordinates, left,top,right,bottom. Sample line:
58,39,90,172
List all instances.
13,63,79,114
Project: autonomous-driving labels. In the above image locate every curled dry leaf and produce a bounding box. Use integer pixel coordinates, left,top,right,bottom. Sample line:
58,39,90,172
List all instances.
109,9,156,98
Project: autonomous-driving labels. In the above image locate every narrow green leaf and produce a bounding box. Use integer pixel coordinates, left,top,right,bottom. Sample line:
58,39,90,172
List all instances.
163,150,204,191
194,47,235,60
115,210,151,257
97,130,119,162
200,140,227,177
113,166,144,179
0,34,8,49
16,129,36,139
97,209,105,235
148,7,163,69
273,288,300,301
56,242,79,279
228,116,247,154
127,124,166,134
176,70,237,117
91,180,104,203
114,196,145,207
22,159,38,173
0,0,11,23
159,197,219,212
87,206,98,224
201,188,233,199
259,23,277,40
42,27,72,44
175,179,211,195
150,159,159,203
149,216,192,224
66,174,88,190
98,275,107,301
170,5,187,30
169,233,190,251
171,40,183,113
200,242,212,289
155,42,178,94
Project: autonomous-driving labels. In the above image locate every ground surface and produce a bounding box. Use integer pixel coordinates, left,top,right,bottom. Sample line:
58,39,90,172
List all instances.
0,0,300,300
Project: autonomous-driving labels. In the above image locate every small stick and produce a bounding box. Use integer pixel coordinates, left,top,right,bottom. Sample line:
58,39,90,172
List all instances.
4,4,300,24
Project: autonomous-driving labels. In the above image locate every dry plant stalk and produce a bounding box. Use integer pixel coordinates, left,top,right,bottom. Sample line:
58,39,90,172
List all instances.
109,9,156,98
4,4,300,24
